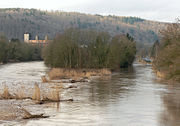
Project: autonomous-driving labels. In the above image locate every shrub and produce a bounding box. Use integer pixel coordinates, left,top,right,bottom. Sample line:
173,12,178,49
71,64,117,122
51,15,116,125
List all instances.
154,23,180,81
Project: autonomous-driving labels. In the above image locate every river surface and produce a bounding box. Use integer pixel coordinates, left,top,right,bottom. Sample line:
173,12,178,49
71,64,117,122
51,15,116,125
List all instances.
0,62,180,126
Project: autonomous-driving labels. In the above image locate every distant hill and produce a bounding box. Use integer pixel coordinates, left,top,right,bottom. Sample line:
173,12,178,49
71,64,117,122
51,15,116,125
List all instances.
0,8,168,43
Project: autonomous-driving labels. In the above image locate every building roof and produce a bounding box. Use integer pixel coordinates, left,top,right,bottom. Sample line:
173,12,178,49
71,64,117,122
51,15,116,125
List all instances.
29,40,48,43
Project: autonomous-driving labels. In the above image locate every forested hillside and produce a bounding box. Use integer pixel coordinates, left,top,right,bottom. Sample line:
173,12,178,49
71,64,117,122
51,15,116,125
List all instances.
0,8,168,43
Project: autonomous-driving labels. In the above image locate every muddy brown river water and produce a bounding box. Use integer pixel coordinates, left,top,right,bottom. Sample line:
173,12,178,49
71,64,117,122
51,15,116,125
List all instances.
0,61,180,126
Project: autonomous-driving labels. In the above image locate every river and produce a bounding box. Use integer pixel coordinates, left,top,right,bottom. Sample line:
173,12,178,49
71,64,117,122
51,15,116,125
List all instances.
0,61,180,126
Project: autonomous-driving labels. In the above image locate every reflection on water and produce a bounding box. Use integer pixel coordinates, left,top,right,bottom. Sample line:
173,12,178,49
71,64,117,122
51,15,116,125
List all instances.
0,62,180,125
159,84,180,126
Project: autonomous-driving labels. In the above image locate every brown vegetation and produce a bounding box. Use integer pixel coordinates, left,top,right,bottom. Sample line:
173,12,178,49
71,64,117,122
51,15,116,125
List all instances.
0,85,32,100
48,68,111,80
41,76,49,83
32,84,41,101
156,71,165,78
1,85,14,99
0,82,72,121
42,87,60,102
153,22,180,82
31,84,63,103
15,86,26,99
0,84,63,103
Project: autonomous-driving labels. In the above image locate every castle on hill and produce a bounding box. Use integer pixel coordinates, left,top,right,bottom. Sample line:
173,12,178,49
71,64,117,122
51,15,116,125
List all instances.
24,33,52,45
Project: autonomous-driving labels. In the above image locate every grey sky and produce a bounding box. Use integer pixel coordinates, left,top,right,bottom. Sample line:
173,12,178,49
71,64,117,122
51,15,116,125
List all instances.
0,0,179,22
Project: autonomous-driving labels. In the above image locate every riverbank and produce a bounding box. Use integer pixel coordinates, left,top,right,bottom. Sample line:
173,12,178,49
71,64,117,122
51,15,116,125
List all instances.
137,58,167,81
151,60,180,83
137,60,169,83
0,62,112,123
151,65,165,78
0,60,43,65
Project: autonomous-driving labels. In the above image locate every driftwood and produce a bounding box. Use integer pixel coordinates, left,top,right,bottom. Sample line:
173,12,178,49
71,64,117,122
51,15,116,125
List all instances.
23,114,49,119
39,98,73,104
42,77,89,84
60,99,73,102
70,79,88,83
21,108,49,119
63,85,78,89
13,93,32,100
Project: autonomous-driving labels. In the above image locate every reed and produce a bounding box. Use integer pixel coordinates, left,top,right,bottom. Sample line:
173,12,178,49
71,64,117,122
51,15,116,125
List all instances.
48,68,111,80
41,76,49,83
15,86,26,99
0,83,62,103
43,85,60,102
32,84,41,101
49,88,60,102
1,85,13,99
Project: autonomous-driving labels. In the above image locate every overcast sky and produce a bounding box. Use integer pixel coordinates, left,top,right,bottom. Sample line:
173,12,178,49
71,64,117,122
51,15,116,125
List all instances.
0,0,179,22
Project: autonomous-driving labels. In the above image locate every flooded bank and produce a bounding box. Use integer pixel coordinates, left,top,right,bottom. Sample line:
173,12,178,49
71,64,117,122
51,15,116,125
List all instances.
0,62,180,126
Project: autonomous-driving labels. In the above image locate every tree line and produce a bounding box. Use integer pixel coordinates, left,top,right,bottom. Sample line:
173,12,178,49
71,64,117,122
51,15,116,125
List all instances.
43,29,136,70
0,36,42,63
153,22,180,81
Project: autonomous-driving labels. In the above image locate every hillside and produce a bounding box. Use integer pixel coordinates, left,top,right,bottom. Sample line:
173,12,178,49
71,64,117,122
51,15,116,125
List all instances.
0,8,168,43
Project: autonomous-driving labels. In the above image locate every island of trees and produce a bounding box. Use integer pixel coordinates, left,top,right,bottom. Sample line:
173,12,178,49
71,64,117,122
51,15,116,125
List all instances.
43,29,136,70
0,28,136,80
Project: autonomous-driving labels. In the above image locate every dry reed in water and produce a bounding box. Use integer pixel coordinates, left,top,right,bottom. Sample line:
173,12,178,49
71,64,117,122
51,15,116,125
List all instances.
1,85,13,99
41,76,49,83
47,86,60,102
48,68,111,80
50,88,60,102
15,86,26,99
32,84,41,101
42,85,60,102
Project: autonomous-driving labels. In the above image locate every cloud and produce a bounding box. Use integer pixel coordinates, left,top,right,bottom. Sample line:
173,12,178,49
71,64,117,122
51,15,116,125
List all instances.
0,0,179,22
69,0,179,22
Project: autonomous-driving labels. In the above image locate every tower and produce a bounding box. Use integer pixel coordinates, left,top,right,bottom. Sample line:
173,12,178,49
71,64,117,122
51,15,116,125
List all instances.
35,35,39,41
24,33,29,42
